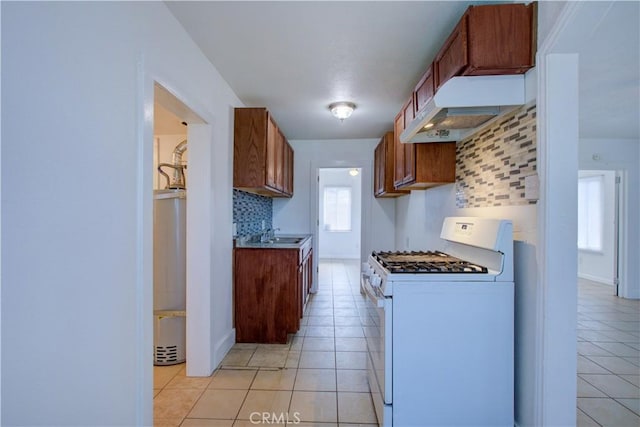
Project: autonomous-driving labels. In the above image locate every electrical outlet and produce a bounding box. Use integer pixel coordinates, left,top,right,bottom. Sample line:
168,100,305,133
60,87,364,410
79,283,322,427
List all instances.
262,220,266,230
232,223,237,237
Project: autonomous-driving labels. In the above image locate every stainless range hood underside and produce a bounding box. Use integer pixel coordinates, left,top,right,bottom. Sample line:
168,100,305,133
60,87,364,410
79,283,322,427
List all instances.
400,75,526,143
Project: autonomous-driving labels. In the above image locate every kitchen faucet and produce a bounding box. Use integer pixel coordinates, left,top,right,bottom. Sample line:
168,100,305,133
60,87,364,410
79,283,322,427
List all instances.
260,227,280,243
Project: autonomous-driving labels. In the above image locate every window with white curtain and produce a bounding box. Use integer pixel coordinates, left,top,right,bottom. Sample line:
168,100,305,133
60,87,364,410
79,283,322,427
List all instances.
577,175,603,251
323,186,352,232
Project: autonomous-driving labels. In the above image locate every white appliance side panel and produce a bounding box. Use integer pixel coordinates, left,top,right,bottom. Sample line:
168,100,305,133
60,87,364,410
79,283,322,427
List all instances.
392,281,514,427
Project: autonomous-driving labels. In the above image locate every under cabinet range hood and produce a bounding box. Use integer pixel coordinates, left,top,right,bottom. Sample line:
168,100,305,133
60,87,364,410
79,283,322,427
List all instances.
400,74,526,143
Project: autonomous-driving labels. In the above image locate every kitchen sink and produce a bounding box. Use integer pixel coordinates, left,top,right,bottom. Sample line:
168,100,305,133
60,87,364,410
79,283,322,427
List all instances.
272,236,304,244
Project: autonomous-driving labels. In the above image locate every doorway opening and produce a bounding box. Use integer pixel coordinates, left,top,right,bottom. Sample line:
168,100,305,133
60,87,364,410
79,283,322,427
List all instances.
577,170,623,295
317,168,362,261
151,83,207,386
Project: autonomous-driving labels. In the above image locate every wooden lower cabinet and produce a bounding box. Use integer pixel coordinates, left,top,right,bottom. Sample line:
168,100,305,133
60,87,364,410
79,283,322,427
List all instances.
234,240,313,344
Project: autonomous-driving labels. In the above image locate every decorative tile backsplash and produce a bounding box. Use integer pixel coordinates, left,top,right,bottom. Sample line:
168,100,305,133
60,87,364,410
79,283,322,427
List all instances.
456,104,537,208
233,189,272,236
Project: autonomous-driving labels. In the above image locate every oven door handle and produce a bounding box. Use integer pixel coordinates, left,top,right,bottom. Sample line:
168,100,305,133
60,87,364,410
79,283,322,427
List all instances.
361,274,385,308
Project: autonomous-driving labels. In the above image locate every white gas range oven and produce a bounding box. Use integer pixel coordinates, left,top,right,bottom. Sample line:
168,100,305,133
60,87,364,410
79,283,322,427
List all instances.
361,217,514,427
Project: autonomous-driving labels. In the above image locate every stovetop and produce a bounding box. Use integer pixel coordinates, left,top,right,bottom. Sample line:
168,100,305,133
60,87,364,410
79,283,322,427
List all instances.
372,251,488,274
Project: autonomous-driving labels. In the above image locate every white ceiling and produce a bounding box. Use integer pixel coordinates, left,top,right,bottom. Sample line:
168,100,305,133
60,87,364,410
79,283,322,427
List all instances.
166,1,639,141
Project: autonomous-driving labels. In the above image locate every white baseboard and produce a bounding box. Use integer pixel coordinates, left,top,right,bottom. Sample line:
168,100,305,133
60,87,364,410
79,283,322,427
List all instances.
578,273,613,286
213,328,236,370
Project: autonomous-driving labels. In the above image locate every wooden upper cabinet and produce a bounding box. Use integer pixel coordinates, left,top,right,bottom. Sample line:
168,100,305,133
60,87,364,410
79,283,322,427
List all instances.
374,131,409,198
393,107,406,188
434,16,469,91
435,3,535,90
282,140,294,197
414,65,435,114
234,108,293,198
265,116,279,190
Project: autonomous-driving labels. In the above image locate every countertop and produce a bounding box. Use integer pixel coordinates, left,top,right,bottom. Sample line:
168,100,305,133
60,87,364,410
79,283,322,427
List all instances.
234,234,312,249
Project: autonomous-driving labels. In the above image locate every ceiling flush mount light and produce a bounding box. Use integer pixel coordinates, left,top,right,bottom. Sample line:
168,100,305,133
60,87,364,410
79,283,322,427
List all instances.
329,101,356,121
349,168,359,176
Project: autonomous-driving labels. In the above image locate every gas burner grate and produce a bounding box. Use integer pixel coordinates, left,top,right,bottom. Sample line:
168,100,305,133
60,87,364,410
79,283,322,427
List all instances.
373,251,488,274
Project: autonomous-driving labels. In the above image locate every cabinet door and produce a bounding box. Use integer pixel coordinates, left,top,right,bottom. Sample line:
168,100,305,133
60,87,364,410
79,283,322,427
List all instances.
275,129,285,192
282,141,291,196
266,116,278,190
414,65,435,114
393,110,405,188
402,100,416,184
374,141,385,196
435,14,469,90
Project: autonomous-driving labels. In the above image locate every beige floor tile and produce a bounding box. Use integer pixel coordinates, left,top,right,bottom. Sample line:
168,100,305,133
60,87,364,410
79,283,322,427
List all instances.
181,419,234,427
307,308,334,316
153,418,183,427
335,338,367,352
221,350,254,367
290,391,338,423
188,389,248,419
334,308,360,317
616,398,640,416
252,368,297,390
578,355,611,374
165,370,213,390
290,336,304,351
286,351,301,368
581,374,640,398
299,351,336,369
577,397,640,426
294,369,337,391
293,423,338,427
337,370,369,392
154,363,184,389
248,349,289,368
587,356,640,375
258,343,292,351
236,390,293,420
336,352,367,370
307,316,335,326
578,341,615,356
154,388,204,420
577,377,607,398
232,343,258,351
208,369,257,390
334,317,362,326
306,326,335,338
621,375,640,387
576,409,599,427
594,342,640,357
335,327,364,338
233,420,285,427
337,392,377,424
303,337,335,351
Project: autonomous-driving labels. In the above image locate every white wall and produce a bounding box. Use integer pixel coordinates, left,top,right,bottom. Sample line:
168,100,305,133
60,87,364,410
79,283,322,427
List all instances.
394,184,457,251
2,2,241,425
272,139,396,289
579,139,640,298
577,170,616,286
318,168,362,259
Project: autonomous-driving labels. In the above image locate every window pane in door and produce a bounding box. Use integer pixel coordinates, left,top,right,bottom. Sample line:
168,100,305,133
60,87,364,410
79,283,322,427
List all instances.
323,187,352,232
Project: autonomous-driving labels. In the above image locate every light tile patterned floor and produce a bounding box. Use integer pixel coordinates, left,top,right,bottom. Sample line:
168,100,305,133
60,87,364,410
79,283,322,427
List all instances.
577,279,640,426
154,258,376,427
